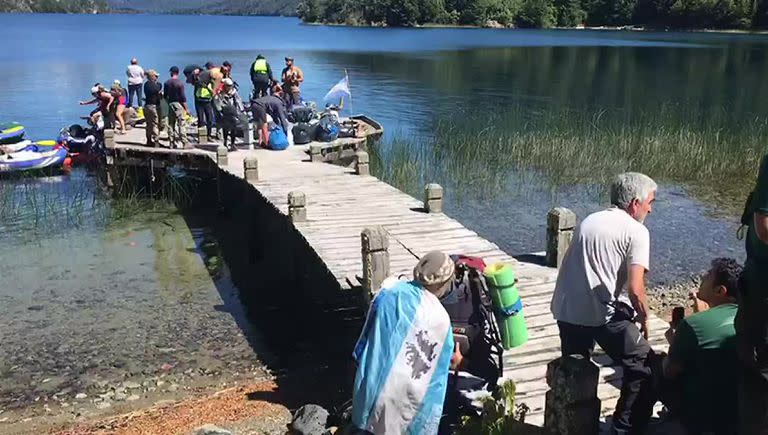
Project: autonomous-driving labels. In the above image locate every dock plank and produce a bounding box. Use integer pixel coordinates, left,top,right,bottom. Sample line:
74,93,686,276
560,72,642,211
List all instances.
113,126,671,430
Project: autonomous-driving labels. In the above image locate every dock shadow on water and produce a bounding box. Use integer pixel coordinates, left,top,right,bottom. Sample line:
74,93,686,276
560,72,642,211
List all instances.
0,167,364,432
196,169,366,409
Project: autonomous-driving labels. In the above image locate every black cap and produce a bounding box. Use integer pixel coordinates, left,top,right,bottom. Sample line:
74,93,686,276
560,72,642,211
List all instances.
223,60,232,68
285,56,294,61
205,61,214,69
169,66,179,74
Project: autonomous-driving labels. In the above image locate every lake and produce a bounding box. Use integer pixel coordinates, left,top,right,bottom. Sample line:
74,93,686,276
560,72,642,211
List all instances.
0,12,766,425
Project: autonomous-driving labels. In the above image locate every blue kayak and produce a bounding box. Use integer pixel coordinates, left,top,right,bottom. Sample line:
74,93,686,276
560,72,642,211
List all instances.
0,142,67,173
0,122,25,144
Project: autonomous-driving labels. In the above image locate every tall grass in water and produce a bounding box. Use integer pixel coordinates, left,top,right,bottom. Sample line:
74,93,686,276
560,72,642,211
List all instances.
371,104,768,211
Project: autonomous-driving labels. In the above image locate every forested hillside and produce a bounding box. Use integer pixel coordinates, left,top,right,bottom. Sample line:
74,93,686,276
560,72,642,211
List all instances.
298,0,767,29
0,0,107,13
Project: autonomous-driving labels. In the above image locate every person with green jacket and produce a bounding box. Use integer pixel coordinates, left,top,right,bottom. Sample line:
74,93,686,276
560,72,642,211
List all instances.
250,54,274,99
193,68,214,140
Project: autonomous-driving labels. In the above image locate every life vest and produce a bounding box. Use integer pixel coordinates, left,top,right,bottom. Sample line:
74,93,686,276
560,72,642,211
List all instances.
195,82,213,100
252,58,268,74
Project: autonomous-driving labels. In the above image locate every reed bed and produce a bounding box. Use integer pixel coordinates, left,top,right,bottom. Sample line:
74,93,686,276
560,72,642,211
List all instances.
371,104,768,211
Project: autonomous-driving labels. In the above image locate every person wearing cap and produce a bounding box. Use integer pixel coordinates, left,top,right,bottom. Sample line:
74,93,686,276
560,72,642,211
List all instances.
281,56,304,107
126,57,145,108
143,69,162,147
351,251,460,435
164,66,190,149
80,84,114,128
250,54,274,99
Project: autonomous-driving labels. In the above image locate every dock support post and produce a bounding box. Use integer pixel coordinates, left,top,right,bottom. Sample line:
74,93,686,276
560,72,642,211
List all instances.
355,151,370,176
246,122,255,150
546,207,576,268
104,129,115,149
198,127,208,144
545,355,600,435
309,145,323,163
288,191,307,223
361,227,390,302
424,183,443,214
216,145,228,167
244,157,259,182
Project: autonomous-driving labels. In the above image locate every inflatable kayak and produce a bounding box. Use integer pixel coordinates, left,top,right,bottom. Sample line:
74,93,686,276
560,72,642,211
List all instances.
0,122,25,144
0,142,67,173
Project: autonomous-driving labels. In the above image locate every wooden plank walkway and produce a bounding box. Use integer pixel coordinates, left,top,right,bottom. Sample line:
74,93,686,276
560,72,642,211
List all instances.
113,126,671,430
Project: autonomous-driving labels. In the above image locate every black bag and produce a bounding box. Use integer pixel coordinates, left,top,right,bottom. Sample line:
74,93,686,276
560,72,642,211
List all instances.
292,106,315,123
441,255,504,388
292,123,315,145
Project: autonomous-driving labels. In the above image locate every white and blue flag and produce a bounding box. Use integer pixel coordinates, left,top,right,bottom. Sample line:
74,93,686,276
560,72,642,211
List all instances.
352,280,454,435
324,75,351,103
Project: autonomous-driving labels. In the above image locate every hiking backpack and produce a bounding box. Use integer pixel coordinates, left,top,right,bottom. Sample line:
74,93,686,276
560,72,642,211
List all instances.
441,255,505,388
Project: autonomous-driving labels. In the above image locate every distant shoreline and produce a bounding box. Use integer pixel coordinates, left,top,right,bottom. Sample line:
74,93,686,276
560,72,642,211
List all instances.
302,19,768,35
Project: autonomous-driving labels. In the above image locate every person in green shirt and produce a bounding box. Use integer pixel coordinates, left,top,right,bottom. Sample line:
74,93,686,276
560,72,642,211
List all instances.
663,257,743,435
737,154,768,434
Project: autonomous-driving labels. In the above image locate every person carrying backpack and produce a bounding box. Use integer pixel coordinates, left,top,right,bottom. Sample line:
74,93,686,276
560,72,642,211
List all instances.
214,78,247,151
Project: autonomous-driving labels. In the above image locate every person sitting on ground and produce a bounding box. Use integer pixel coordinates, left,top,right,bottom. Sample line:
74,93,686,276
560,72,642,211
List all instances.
80,84,114,128
250,54,274,99
251,85,290,147
126,57,145,108
110,80,128,134
281,56,304,107
351,251,460,435
550,172,657,434
662,258,742,435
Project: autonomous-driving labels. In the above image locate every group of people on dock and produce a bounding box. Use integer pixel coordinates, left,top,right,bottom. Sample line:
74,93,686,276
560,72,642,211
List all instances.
79,54,305,150
348,167,768,435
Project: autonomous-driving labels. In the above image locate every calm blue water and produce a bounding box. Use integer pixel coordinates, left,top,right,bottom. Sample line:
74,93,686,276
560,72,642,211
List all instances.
1,13,766,283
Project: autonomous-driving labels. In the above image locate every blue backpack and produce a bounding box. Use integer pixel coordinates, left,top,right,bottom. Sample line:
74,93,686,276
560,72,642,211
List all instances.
316,115,340,142
269,124,289,150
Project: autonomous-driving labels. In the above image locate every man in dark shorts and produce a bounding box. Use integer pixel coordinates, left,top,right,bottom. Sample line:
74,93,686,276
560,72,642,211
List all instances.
251,85,290,147
737,153,768,434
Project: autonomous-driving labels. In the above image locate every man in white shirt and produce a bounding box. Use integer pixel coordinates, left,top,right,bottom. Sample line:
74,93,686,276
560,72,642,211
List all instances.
550,172,657,434
126,57,145,109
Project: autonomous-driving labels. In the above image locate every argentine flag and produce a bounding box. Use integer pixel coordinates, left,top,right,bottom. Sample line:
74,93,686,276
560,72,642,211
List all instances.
352,280,454,434
324,75,352,104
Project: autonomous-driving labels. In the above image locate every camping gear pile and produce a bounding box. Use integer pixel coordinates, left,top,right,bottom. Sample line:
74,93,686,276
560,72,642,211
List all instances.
0,122,69,174
289,104,359,145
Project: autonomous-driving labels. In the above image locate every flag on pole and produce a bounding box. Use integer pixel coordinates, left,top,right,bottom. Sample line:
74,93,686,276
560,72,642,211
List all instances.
324,74,351,104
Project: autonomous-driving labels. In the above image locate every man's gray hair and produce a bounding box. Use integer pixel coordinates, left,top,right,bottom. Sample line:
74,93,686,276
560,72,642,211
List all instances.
610,172,657,210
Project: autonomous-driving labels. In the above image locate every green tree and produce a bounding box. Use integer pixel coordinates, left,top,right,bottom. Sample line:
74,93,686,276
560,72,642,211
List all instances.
386,0,421,25
516,0,557,26
583,0,637,25
554,0,587,25
297,0,322,22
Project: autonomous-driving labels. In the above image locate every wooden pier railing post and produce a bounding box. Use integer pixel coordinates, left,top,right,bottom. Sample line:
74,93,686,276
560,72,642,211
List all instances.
424,183,444,213
545,354,600,435
246,122,255,150
104,129,115,149
361,227,390,299
288,191,307,223
216,145,228,167
244,157,259,182
546,207,576,268
309,145,323,163
355,151,370,176
198,127,208,144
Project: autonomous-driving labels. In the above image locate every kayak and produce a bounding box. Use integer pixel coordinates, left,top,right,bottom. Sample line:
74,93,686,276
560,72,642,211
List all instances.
0,122,25,144
0,142,67,173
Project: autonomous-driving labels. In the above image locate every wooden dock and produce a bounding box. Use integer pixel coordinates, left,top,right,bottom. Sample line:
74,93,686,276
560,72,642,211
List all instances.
111,125,671,430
